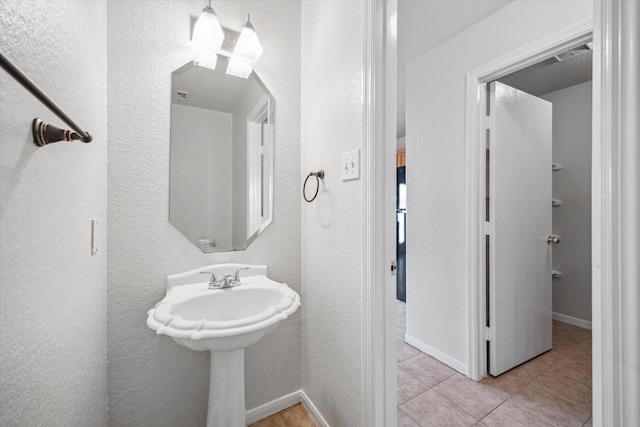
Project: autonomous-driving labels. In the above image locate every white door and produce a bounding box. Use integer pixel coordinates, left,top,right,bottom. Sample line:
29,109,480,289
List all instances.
488,81,553,376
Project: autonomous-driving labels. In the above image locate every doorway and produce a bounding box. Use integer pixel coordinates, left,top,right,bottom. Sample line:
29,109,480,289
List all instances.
482,39,594,378
368,1,639,426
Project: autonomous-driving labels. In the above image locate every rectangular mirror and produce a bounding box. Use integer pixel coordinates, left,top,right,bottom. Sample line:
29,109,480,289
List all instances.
169,60,275,252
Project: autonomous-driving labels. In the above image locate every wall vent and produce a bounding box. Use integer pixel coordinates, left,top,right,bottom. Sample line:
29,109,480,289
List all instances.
554,43,592,62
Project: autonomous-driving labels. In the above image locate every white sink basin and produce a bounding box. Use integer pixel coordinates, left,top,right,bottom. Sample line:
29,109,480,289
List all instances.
147,264,300,427
147,264,300,352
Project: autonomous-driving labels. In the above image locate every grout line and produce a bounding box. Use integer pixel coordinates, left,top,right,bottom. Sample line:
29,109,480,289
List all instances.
398,406,421,426
430,385,482,422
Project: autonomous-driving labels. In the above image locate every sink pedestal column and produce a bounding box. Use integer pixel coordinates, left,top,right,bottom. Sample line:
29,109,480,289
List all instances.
207,349,245,427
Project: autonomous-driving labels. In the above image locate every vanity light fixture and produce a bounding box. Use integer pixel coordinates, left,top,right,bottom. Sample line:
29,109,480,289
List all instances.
225,14,263,78
226,57,253,79
234,15,263,62
192,0,224,70
191,7,264,78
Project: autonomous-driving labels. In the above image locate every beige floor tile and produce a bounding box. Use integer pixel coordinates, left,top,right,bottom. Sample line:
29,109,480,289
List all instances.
280,404,316,427
481,401,554,427
480,360,540,395
554,331,588,347
398,367,429,404
398,407,420,427
433,374,510,419
395,314,592,427
551,340,577,359
397,337,420,362
551,352,592,387
400,389,477,427
553,321,591,340
250,413,287,427
577,336,592,351
531,370,592,407
398,353,456,388
510,384,591,427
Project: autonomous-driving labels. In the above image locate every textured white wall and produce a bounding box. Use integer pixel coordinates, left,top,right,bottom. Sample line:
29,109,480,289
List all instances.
405,0,593,371
541,82,592,322
0,1,108,425
300,1,363,425
107,1,301,425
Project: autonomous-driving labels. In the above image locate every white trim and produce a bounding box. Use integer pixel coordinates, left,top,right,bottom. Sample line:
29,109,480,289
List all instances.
552,312,592,330
245,390,302,425
362,1,396,426
405,334,468,375
592,1,640,426
300,390,331,427
382,1,399,427
464,19,593,382
361,0,376,424
245,390,331,427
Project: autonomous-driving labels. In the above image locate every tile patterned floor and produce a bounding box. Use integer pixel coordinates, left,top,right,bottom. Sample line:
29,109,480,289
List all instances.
397,300,592,427
249,403,316,427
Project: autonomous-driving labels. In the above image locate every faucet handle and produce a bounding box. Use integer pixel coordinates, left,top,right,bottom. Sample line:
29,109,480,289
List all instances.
200,271,218,287
233,266,250,282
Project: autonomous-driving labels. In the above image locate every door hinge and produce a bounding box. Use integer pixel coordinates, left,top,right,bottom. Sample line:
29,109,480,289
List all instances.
485,326,493,341
484,221,494,236
390,260,397,276
484,116,494,129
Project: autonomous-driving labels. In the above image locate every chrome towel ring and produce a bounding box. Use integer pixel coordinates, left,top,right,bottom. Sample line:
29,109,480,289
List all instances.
303,170,325,202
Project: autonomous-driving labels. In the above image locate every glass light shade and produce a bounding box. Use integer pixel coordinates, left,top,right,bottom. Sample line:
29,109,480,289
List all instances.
226,58,253,79
193,8,224,53
234,25,263,62
196,50,218,70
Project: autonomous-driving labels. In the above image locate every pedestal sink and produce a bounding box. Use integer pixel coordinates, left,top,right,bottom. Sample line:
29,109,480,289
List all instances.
147,264,300,427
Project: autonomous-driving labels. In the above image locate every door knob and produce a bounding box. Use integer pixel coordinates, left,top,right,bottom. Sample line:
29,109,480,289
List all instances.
546,235,560,244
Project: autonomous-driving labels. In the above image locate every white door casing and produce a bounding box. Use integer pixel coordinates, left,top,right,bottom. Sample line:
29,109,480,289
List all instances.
488,82,553,376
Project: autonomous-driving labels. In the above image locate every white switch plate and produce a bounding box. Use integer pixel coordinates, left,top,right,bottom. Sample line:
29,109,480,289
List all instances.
341,149,360,181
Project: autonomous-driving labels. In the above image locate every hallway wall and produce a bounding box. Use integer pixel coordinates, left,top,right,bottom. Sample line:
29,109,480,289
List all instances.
0,1,108,424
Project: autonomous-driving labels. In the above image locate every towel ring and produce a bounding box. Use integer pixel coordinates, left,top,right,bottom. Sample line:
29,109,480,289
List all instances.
303,170,325,203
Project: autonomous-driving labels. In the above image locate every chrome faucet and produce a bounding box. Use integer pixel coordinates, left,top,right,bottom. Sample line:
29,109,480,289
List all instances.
200,267,250,289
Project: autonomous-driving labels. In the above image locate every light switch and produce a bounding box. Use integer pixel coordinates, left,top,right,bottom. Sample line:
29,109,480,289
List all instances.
341,149,360,181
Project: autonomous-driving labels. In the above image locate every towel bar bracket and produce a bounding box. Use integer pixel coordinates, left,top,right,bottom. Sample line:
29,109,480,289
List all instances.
0,53,93,147
32,119,92,147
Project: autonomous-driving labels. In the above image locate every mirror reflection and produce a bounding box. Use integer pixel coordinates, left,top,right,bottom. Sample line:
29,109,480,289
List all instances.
169,60,275,252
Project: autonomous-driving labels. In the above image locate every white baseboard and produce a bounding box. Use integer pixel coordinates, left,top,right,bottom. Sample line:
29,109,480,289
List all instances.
405,333,468,376
553,312,592,330
245,390,302,425
245,389,330,427
300,390,330,427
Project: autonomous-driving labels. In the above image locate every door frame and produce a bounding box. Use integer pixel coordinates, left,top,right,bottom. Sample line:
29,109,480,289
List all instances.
464,19,593,382
361,0,397,426
365,1,638,426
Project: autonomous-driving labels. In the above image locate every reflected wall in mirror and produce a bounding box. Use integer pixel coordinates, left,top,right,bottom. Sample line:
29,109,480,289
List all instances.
170,60,275,252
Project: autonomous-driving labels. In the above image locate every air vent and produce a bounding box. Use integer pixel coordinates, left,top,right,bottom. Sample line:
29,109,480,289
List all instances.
554,44,592,62
176,90,189,100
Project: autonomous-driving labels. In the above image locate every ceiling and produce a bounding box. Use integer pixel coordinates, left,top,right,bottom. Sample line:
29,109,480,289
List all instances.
397,0,514,138
496,49,592,96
